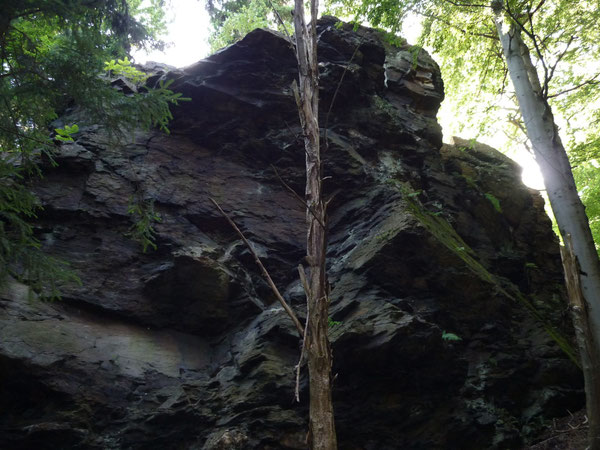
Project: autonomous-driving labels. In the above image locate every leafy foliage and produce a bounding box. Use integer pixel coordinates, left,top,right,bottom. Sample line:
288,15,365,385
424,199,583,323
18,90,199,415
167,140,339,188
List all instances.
206,0,292,51
54,124,79,143
326,0,600,248
0,0,179,296
575,161,600,254
0,158,80,299
105,57,149,84
102,58,190,134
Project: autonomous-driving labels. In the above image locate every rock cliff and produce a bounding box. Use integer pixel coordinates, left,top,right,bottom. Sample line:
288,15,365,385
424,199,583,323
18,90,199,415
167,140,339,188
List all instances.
0,17,583,449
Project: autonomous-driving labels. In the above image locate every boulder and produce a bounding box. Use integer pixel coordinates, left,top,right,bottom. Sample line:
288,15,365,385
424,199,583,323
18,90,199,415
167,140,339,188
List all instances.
0,17,582,449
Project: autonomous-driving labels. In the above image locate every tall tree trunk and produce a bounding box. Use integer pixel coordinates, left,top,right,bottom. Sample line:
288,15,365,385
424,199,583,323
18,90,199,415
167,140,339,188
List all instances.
292,1,337,449
561,235,600,449
495,14,600,448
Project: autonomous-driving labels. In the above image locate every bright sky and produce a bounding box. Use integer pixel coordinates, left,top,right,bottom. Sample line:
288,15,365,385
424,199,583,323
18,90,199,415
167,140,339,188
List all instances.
132,0,211,68
133,4,545,189
401,14,545,190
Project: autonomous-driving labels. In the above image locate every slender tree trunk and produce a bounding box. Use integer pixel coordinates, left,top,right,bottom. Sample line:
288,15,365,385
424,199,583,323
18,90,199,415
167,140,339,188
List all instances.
291,1,337,449
495,14,600,448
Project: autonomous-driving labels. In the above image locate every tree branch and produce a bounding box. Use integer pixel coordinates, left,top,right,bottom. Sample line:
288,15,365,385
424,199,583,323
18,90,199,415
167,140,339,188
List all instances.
521,7,552,96
295,264,311,402
209,197,305,337
0,124,52,148
324,36,364,151
544,35,574,95
271,164,326,229
530,0,547,15
418,10,498,40
441,0,490,8
266,0,294,49
547,75,600,99
504,1,548,89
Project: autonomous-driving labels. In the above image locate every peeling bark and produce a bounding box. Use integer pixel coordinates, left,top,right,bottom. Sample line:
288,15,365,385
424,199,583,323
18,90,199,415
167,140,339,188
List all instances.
292,0,337,448
561,235,600,449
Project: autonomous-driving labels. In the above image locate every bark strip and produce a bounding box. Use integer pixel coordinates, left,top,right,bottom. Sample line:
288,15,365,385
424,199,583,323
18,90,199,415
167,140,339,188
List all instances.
291,0,338,447
561,235,600,448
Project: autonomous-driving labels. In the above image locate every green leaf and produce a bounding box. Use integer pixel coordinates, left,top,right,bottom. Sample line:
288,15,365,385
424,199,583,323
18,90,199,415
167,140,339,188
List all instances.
442,331,463,341
54,135,74,143
484,193,502,213
54,124,79,142
328,317,342,327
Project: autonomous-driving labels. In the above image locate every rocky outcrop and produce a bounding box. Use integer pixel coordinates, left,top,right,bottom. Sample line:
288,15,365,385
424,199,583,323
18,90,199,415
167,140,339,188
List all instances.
0,17,582,449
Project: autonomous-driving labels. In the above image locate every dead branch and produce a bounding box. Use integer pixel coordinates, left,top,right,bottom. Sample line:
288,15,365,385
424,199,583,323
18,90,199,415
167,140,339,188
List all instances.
295,265,311,402
209,197,305,337
266,0,294,49
271,164,325,229
324,37,364,151
553,410,589,433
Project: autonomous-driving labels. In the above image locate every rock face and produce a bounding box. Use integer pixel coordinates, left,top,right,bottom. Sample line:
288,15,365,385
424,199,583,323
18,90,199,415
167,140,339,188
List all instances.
0,17,582,449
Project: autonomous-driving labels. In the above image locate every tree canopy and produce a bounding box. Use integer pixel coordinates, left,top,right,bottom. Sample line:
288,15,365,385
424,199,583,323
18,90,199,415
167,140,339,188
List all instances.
206,0,600,253
331,0,600,246
207,0,292,51
0,0,184,297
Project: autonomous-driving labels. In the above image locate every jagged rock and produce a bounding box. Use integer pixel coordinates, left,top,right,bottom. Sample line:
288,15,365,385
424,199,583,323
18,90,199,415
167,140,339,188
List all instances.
0,17,582,449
